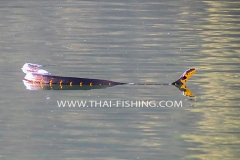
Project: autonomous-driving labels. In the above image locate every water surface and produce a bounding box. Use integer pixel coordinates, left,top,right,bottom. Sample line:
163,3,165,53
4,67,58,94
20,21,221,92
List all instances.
0,1,240,160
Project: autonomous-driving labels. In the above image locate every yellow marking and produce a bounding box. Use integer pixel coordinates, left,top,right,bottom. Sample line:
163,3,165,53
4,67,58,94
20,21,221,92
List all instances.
109,83,111,85
70,82,73,86
40,77,44,84
50,78,53,89
90,82,92,86
180,85,195,97
40,82,43,89
60,80,63,89
180,69,196,84
50,80,53,87
80,82,82,86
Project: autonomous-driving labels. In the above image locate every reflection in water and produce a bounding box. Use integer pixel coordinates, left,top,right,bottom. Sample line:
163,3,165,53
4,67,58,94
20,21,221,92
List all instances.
23,80,195,97
175,84,195,97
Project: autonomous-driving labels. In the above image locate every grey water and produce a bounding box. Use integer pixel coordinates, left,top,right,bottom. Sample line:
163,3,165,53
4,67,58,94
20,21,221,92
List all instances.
0,1,240,160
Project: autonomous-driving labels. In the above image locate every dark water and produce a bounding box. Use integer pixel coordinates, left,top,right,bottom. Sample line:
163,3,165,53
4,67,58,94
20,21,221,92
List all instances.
1,1,240,160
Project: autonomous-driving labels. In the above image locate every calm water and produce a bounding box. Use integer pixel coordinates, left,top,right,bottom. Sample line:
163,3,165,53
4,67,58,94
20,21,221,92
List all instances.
0,1,240,160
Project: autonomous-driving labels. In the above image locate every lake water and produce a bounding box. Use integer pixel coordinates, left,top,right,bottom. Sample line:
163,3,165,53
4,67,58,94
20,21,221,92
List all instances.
0,1,240,160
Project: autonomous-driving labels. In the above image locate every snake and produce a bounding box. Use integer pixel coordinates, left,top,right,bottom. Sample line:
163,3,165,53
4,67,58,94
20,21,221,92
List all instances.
22,63,196,97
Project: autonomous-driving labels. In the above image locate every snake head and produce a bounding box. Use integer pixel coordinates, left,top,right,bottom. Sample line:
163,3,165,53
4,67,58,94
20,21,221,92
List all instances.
172,68,196,85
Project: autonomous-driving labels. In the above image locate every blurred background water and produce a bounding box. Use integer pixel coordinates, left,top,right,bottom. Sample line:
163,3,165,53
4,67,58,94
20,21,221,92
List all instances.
0,1,240,160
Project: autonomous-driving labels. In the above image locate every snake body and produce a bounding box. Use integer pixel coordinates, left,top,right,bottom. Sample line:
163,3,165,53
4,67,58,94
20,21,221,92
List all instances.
26,73,125,86
21,63,196,97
